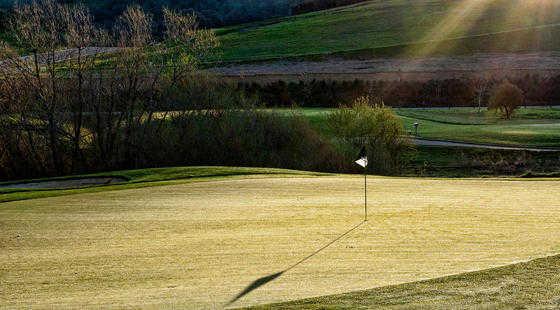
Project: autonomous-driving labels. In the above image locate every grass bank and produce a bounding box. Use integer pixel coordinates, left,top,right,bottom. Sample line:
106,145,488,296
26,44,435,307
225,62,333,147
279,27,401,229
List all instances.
0,166,326,203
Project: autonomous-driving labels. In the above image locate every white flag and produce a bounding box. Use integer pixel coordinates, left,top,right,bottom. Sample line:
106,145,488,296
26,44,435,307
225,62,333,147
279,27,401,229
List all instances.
355,157,368,168
355,146,368,168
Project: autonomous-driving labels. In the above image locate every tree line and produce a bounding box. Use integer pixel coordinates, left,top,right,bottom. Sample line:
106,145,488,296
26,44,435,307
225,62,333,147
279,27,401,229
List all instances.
1,0,222,179
238,74,560,109
0,1,287,28
0,0,371,31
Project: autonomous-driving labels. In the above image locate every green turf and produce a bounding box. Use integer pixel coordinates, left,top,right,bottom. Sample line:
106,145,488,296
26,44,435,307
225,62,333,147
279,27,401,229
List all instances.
214,0,560,63
0,166,326,203
251,253,560,309
398,107,560,147
272,107,560,148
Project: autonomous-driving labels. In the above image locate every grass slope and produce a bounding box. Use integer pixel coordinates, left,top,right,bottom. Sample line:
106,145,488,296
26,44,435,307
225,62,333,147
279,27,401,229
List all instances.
0,166,324,203
3,173,560,308
254,254,560,309
215,0,560,63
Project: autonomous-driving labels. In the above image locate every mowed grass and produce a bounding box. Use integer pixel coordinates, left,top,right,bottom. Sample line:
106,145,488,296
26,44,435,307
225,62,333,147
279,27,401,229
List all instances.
255,254,560,309
215,0,560,63
3,170,560,308
394,107,560,147
274,107,560,148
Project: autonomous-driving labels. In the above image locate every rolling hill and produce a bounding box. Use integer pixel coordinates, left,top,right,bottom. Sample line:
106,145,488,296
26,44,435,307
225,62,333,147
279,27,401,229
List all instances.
214,0,560,63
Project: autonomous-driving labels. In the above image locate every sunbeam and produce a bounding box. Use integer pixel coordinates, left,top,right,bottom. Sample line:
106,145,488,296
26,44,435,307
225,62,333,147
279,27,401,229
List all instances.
408,0,494,58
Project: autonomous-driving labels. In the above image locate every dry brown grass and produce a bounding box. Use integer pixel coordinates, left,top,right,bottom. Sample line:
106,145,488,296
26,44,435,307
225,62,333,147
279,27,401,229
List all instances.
2,175,560,308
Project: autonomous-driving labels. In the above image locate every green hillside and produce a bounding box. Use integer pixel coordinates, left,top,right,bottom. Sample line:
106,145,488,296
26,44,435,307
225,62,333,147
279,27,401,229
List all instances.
215,0,560,63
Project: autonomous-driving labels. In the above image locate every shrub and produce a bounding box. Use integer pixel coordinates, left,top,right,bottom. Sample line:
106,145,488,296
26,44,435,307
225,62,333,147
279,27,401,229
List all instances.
129,110,344,173
488,80,524,119
327,96,412,174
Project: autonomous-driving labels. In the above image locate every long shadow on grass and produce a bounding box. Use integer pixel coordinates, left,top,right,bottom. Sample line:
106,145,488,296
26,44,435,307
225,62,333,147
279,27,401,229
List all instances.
228,220,366,306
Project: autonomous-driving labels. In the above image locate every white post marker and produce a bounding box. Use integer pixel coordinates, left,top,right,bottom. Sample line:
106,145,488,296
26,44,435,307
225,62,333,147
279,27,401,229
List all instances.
355,147,368,221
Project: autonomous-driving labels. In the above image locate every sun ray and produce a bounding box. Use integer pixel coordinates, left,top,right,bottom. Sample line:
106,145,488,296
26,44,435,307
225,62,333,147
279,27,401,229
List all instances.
493,0,560,53
407,0,495,58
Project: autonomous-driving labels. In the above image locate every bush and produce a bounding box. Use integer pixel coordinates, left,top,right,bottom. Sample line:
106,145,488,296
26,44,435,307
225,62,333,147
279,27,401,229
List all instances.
124,110,345,173
488,80,524,119
327,96,412,174
0,107,346,180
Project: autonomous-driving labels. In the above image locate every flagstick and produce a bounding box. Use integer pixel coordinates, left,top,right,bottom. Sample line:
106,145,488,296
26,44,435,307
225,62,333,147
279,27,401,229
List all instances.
355,146,368,222
364,167,367,222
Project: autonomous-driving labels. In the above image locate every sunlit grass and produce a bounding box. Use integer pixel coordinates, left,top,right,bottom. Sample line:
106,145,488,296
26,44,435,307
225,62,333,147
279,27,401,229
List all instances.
410,0,493,58
3,174,560,308
214,0,560,63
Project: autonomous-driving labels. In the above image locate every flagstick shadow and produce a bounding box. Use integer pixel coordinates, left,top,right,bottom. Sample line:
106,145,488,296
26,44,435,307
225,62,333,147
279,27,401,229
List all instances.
227,220,366,307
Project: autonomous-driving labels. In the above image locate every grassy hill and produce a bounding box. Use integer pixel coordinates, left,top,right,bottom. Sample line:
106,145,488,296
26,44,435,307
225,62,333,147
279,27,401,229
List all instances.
215,0,560,63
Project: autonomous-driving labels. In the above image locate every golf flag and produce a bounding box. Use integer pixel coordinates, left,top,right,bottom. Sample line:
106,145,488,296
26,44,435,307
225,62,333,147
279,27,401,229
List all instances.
355,146,368,168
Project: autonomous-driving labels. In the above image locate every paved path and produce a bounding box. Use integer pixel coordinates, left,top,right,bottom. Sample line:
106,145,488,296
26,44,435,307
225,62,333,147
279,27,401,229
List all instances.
414,138,560,152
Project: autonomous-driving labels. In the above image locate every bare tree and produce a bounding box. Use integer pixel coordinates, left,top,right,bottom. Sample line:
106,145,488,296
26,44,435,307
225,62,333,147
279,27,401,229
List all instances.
116,6,153,48
162,7,220,83
8,0,68,173
472,74,491,112
1,1,220,179
62,3,100,170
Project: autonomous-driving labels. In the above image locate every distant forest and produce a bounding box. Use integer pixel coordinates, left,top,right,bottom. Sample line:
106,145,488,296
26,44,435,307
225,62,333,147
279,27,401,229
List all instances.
0,0,370,29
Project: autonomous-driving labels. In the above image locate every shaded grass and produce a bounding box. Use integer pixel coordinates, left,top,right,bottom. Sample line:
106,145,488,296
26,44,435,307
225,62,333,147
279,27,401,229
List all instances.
408,146,560,178
0,166,326,203
251,254,560,309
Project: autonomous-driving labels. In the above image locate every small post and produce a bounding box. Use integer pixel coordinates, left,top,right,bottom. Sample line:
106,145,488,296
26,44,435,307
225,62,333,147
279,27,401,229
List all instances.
364,167,367,221
355,146,368,222
413,122,419,136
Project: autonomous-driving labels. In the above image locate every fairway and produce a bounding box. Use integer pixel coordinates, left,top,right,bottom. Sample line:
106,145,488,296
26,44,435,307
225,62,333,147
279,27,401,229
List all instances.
2,174,560,308
283,107,560,148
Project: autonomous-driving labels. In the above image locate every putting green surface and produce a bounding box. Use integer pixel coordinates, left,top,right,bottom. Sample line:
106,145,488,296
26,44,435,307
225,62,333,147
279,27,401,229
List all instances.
2,175,560,308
